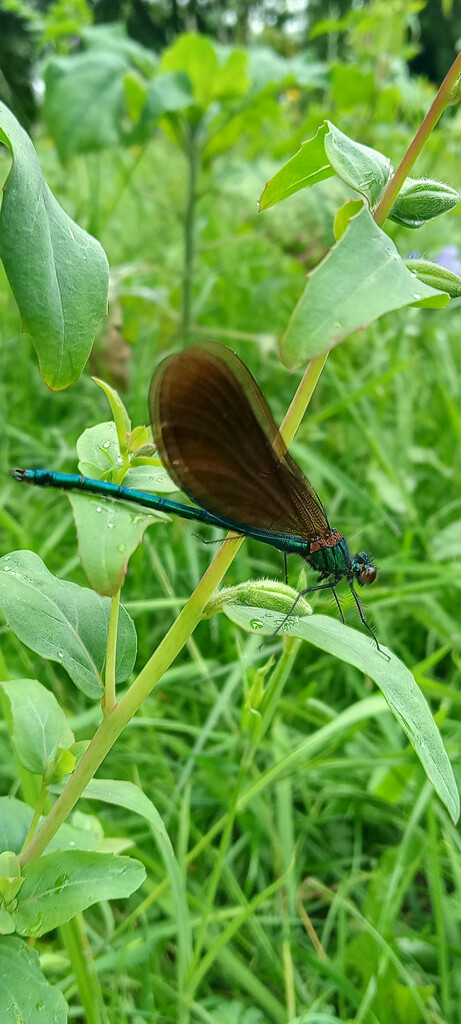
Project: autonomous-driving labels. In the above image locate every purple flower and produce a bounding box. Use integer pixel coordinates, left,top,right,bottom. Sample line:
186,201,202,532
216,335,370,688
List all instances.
435,245,461,276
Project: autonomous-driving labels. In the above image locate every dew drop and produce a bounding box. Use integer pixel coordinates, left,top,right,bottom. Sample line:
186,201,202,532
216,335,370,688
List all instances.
412,292,421,300
250,618,264,630
103,441,111,449
3,565,11,572
117,544,126,553
107,521,114,529
116,455,123,464
96,506,102,513
57,651,64,659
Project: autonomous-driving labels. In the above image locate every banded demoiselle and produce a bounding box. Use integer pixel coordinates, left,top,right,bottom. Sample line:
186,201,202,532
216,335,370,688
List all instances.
12,342,378,644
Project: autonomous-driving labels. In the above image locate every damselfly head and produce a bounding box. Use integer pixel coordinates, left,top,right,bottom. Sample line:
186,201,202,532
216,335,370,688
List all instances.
351,551,377,586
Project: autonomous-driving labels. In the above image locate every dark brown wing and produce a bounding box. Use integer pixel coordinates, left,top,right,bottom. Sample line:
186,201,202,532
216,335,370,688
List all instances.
149,342,330,541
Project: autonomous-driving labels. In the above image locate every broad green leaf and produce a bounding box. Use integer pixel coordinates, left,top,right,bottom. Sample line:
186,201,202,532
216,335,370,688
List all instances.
331,64,375,109
246,46,326,93
0,679,73,776
71,418,175,591
123,465,177,492
210,48,249,101
13,850,145,936
259,121,390,212
161,33,218,108
223,606,459,824
80,22,157,77
406,259,461,299
134,72,194,141
124,70,148,123
259,124,332,210
0,551,137,699
0,936,67,1022
324,121,392,208
151,71,194,111
0,101,109,389
0,797,97,856
161,33,248,110
0,798,44,856
69,493,167,595
44,52,128,161
78,779,172,852
282,207,449,369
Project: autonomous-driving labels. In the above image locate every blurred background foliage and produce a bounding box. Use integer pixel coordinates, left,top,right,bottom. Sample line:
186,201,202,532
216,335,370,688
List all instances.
1,1,461,1022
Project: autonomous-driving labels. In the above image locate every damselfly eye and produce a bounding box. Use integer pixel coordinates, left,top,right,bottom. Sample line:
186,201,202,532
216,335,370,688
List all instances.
360,565,377,585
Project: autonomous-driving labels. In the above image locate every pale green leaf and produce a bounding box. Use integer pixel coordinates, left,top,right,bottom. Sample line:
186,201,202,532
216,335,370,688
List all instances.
324,120,392,208
259,124,332,210
0,936,67,1022
0,101,109,389
0,679,73,776
13,850,145,936
68,492,166,596
0,551,136,698
223,606,459,824
282,208,449,369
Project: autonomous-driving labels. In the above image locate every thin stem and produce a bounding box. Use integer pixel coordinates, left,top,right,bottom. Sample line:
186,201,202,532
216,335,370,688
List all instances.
60,916,108,1024
374,50,461,226
103,590,120,715
181,126,200,342
259,635,301,741
281,353,328,447
20,783,48,854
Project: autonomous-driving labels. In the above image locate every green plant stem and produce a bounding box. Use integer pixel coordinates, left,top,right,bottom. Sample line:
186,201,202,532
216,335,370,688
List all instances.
281,353,328,446
60,916,108,1024
20,782,48,854
426,801,450,1015
374,50,461,226
103,590,120,715
259,635,301,741
181,126,200,342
